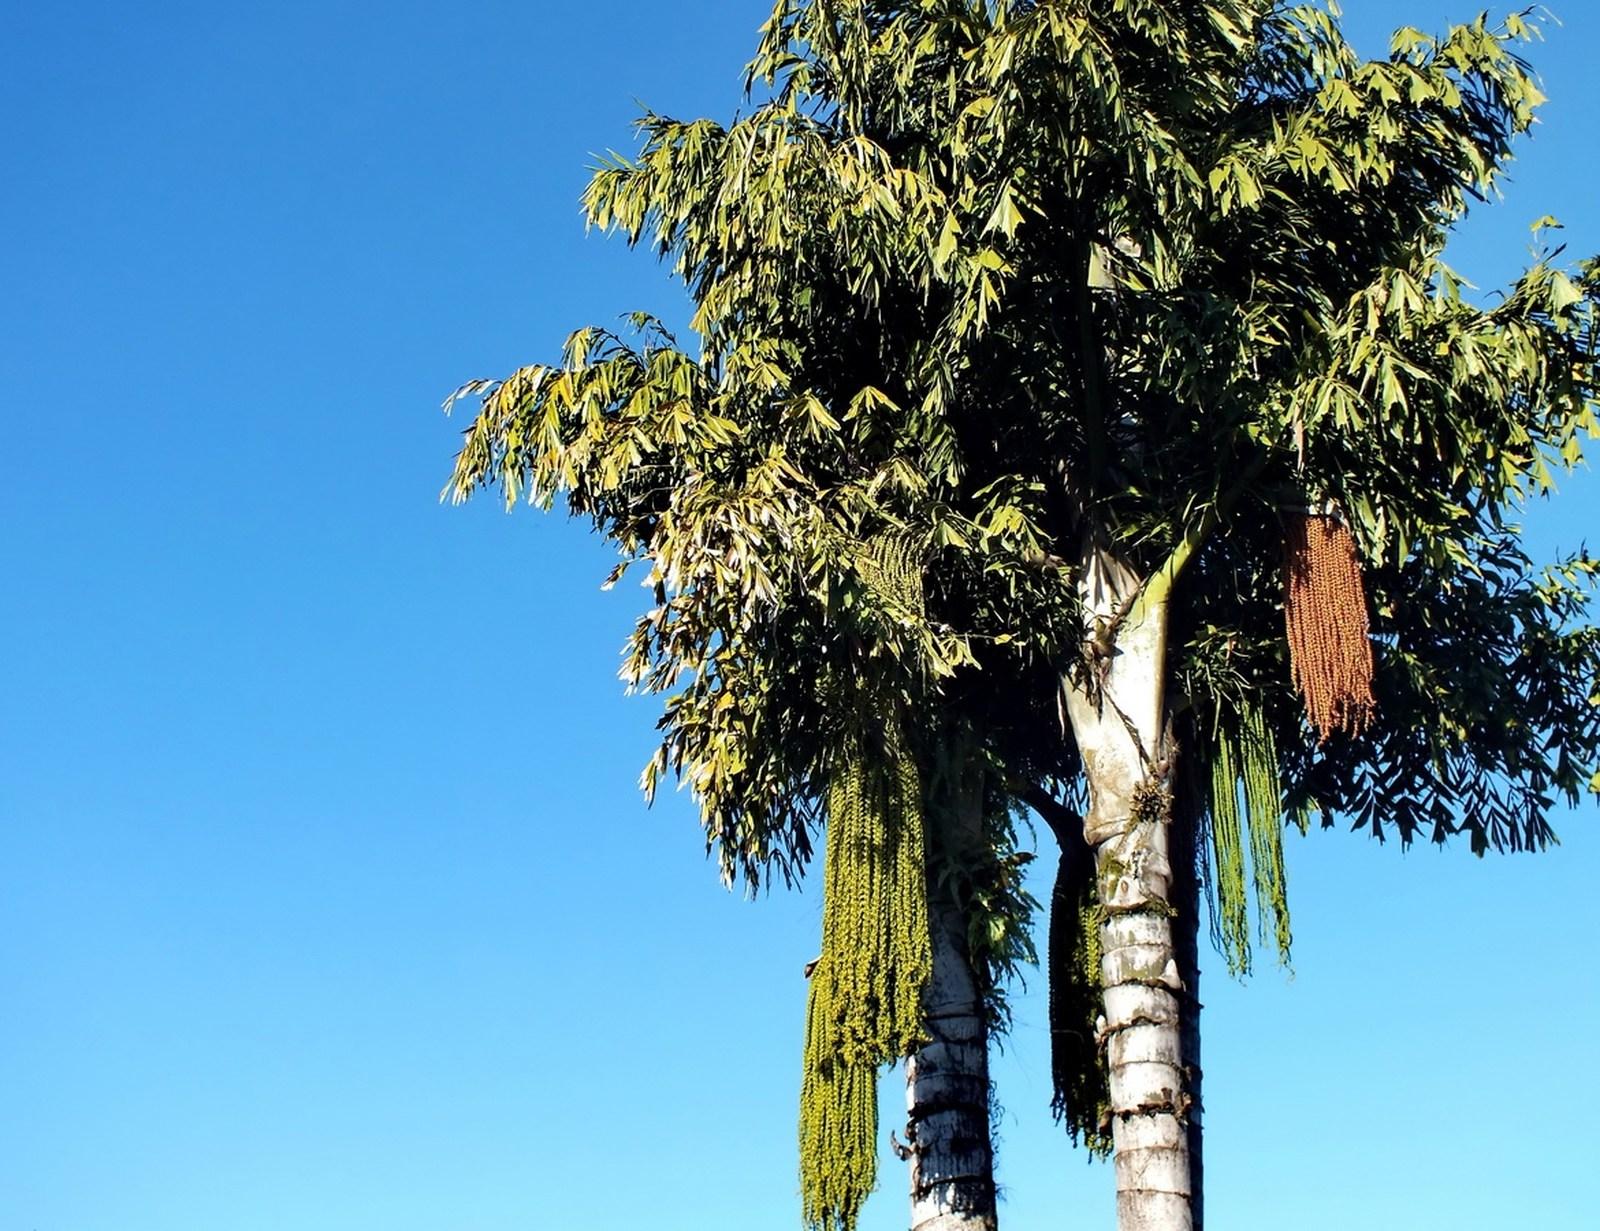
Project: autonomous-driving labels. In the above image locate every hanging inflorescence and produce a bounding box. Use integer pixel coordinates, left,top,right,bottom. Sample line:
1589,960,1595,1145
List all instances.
799,963,880,1231
1048,842,1111,1155
800,731,931,1231
1206,700,1292,976
799,530,933,1231
854,526,925,624
1284,511,1377,741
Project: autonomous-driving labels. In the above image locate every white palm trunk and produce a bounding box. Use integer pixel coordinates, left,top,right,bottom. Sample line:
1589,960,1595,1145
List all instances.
1172,819,1204,1231
1063,550,1196,1231
905,779,998,1231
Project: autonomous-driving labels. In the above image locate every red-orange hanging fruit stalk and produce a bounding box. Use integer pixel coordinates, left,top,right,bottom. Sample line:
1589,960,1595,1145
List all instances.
1283,511,1376,741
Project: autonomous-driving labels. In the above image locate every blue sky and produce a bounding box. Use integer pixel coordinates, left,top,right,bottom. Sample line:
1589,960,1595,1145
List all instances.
2,4,1595,1229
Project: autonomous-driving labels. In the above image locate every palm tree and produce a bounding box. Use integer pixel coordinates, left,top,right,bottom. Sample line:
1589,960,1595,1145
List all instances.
448,3,1600,1228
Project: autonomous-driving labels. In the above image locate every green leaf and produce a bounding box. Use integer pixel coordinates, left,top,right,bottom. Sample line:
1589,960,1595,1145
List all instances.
984,181,1023,239
934,212,961,273
1549,272,1583,313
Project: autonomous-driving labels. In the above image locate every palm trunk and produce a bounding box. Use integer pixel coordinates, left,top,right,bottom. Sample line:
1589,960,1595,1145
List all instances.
904,775,998,1231
1169,798,1204,1231
1063,551,1196,1231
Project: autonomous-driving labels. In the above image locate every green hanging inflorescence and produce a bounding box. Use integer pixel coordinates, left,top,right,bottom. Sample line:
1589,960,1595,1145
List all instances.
798,954,879,1231
853,527,924,624
1047,841,1111,1155
1206,700,1293,976
800,732,932,1231
799,530,933,1231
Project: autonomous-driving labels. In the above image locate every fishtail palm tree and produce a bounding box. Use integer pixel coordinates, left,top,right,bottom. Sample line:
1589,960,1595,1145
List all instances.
448,3,1600,1229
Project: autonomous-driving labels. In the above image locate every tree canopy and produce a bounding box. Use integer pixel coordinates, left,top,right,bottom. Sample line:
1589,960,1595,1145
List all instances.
447,2,1599,1226
451,0,1598,866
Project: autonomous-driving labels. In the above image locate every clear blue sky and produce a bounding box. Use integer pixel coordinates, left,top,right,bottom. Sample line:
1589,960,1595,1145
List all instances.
2,4,1595,1229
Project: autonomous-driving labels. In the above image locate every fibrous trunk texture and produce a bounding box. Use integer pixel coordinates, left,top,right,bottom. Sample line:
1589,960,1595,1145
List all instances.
1064,550,1196,1231
905,787,997,1231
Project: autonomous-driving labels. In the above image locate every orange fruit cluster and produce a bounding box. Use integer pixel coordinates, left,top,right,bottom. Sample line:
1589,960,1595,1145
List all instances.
1284,512,1376,741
